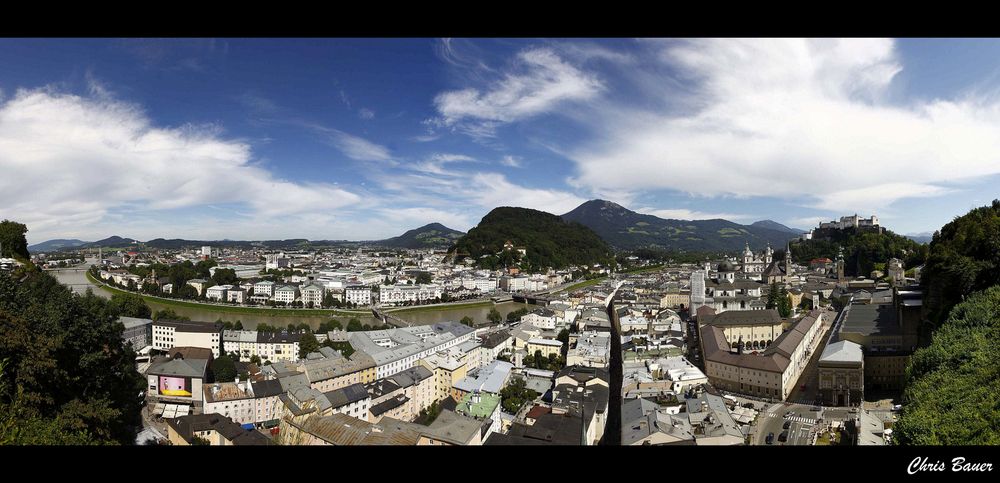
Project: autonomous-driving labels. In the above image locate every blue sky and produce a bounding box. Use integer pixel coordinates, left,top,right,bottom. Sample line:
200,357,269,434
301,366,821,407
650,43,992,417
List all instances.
2,38,1000,244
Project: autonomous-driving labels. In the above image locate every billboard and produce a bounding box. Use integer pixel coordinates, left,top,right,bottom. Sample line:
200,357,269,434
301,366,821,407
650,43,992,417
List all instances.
158,376,192,397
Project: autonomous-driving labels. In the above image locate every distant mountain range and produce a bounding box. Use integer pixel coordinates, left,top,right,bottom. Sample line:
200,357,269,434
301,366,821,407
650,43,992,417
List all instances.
27,239,90,252
561,200,800,252
750,220,805,235
905,233,934,244
376,223,465,249
30,224,466,252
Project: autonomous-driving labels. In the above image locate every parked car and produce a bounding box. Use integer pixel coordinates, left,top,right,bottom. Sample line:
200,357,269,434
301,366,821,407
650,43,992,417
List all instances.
782,420,791,430
892,404,903,411
778,431,789,443
765,432,774,445
811,406,822,411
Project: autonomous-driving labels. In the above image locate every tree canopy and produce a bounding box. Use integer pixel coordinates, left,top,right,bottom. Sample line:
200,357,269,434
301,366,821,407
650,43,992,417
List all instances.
921,199,1000,325
790,227,927,278
449,207,613,270
0,220,29,260
894,285,1000,445
0,269,145,445
108,293,152,319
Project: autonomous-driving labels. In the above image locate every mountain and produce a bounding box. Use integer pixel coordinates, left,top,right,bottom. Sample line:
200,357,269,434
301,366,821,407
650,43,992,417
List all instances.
449,207,612,270
905,233,934,244
751,220,804,235
27,239,89,252
378,223,465,249
560,200,799,252
81,236,141,249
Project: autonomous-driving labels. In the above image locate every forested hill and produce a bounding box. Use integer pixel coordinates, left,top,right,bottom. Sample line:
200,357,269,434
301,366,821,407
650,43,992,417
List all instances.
788,226,927,277
377,223,464,249
448,207,613,271
893,200,1000,445
561,199,797,251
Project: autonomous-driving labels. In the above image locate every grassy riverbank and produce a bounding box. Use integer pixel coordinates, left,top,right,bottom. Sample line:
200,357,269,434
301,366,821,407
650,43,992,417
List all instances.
86,271,368,318
386,300,495,314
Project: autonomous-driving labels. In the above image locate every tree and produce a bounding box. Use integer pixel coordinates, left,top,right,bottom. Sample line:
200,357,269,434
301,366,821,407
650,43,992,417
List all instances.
487,308,503,325
346,318,364,332
321,340,355,357
460,316,474,327
894,285,1000,445
415,272,433,284
922,199,1000,326
0,270,145,445
299,332,319,358
210,355,237,383
211,268,238,286
233,320,243,331
507,308,529,323
152,308,189,322
498,376,538,414
557,329,570,356
108,292,152,319
0,220,29,260
249,355,262,366
777,286,792,318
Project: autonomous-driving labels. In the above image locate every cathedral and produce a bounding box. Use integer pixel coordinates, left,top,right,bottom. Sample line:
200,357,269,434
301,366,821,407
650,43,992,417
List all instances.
740,242,773,274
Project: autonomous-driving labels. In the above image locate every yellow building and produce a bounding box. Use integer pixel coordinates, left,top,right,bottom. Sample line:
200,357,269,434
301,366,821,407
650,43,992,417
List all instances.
526,338,563,359
418,353,468,402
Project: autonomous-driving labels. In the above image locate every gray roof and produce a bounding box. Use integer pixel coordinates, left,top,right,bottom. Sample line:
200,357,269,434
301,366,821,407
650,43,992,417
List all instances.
701,309,781,327
250,379,283,398
421,409,483,445
119,316,152,330
819,340,864,365
324,383,370,408
148,356,208,378
840,302,899,336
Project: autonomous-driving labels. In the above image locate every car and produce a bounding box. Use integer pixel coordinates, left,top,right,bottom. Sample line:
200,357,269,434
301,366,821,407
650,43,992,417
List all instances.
778,431,789,443
811,406,822,411
892,404,903,411
782,420,791,430
765,432,774,445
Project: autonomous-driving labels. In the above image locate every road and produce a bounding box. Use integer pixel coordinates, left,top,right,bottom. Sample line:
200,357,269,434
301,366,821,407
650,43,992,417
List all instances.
751,402,823,446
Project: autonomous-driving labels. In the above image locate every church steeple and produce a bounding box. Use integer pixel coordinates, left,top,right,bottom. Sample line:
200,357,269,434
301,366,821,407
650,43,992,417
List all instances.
785,241,793,276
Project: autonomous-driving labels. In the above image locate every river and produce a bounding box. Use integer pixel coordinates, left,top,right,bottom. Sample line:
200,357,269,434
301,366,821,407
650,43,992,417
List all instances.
49,261,532,331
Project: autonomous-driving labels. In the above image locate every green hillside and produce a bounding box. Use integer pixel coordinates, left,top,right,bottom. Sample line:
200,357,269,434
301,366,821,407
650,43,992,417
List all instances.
449,207,612,271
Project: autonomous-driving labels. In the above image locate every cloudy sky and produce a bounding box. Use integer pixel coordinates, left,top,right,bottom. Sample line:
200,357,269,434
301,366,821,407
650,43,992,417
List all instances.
3,38,1000,244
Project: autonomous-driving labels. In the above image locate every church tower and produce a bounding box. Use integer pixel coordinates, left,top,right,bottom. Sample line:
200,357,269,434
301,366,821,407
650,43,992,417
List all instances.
785,241,794,277
836,246,845,281
765,242,773,265
742,241,753,266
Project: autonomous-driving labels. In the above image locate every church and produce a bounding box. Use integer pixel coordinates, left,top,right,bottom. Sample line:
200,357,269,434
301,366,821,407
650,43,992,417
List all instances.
739,242,773,274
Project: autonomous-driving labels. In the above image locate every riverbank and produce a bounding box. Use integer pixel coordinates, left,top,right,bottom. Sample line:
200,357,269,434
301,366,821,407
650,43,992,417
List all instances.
386,300,494,314
86,271,506,318
86,271,368,318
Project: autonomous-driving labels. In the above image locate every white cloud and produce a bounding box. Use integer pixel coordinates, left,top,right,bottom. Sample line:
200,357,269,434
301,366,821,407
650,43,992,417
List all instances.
411,153,478,176
0,88,361,242
297,121,393,163
636,207,751,221
433,48,603,137
564,38,1000,214
358,108,375,120
499,155,522,168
